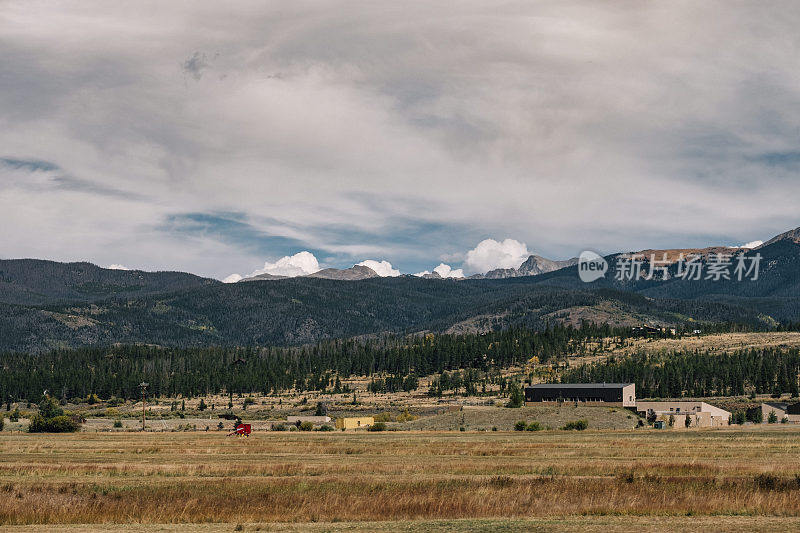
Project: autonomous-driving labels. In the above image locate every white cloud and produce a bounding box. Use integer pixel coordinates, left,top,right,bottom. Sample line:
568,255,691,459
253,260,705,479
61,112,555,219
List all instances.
728,240,764,250
413,270,431,277
357,259,401,277
464,239,530,274
222,273,242,283
741,240,763,249
433,263,464,278
249,251,321,278
107,264,130,270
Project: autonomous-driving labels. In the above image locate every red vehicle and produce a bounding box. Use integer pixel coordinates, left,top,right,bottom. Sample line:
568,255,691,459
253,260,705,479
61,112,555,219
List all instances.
227,423,251,437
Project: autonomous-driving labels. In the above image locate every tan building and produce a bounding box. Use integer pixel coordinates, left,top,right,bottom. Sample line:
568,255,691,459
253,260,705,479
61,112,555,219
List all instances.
335,416,374,430
760,402,800,423
636,401,730,428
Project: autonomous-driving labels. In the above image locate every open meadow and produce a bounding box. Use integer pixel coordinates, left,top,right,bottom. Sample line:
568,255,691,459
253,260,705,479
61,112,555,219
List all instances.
2,428,800,531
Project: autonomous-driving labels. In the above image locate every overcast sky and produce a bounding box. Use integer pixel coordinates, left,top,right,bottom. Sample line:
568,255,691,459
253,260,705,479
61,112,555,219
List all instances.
2,1,800,279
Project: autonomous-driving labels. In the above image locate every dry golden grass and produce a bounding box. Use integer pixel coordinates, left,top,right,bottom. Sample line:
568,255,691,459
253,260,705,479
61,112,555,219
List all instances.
1,428,800,528
4,516,800,532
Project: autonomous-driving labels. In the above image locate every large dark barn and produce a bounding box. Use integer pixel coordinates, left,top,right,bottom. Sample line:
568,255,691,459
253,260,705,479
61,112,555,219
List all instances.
525,383,635,407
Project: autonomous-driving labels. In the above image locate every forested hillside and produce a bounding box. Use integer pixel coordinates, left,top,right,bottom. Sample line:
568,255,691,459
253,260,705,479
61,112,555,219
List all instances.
0,259,216,305
0,277,771,353
560,348,800,399
0,324,638,400
0,234,798,353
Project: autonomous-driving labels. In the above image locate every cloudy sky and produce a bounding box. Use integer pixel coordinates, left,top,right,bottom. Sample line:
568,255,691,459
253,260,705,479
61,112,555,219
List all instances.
2,1,800,280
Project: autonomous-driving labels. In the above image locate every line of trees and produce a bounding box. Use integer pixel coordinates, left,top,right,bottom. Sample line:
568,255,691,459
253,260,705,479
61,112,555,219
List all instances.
559,348,800,398
0,323,632,401
3,322,798,402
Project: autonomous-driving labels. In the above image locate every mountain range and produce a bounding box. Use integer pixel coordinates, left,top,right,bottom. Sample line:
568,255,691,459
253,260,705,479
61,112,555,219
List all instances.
1,225,798,353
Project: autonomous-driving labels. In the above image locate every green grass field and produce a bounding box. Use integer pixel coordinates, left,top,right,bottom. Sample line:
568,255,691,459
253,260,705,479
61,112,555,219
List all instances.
2,427,800,531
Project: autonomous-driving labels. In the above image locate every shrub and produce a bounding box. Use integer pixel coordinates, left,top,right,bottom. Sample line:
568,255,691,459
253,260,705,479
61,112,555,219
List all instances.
9,409,20,422
271,423,287,431
113,419,123,428
86,393,100,405
105,408,120,418
367,422,386,432
396,409,417,423
514,420,527,431
198,399,207,411
315,425,334,432
525,421,543,432
243,396,255,410
561,419,588,431
491,426,498,432
299,421,314,431
29,415,80,433
374,412,392,423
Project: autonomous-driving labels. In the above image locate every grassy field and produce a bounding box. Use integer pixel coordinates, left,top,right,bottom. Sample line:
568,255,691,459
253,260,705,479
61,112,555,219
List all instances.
1,428,800,531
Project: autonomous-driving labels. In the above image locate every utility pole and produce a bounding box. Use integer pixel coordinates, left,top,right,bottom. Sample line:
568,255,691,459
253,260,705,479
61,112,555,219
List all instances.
139,382,148,431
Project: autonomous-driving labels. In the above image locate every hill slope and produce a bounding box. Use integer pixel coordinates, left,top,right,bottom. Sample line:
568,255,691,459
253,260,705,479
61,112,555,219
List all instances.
1,227,799,353
0,259,217,305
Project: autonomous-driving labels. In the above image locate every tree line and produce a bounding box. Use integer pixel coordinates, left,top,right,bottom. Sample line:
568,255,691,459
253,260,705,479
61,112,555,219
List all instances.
559,348,800,398
0,323,630,401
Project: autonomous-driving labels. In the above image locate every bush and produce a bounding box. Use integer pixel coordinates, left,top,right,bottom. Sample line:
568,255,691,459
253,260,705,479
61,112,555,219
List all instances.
374,412,392,423
113,419,123,428
243,396,255,410
315,425,334,432
561,419,588,431
9,408,20,422
367,422,386,432
525,421,543,432
514,420,527,431
29,414,80,433
271,423,287,431
299,421,314,431
198,399,207,411
396,409,417,422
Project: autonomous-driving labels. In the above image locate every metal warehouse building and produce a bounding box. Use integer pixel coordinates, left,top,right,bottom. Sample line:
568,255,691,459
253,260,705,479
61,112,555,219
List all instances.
525,383,636,407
